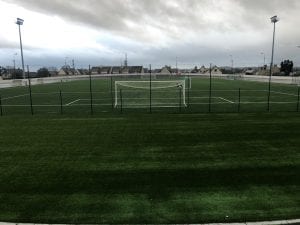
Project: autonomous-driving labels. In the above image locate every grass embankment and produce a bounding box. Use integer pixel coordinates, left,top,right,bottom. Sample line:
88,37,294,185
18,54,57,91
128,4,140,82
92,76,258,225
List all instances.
0,113,299,223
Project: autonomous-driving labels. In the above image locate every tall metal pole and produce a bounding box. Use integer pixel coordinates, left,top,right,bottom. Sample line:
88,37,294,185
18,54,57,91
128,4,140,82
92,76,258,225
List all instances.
238,88,241,113
89,65,93,115
27,65,33,115
59,89,63,114
0,95,3,116
209,63,212,113
230,55,233,74
176,57,178,75
149,64,152,113
16,18,25,79
110,75,113,110
267,16,279,112
297,87,300,112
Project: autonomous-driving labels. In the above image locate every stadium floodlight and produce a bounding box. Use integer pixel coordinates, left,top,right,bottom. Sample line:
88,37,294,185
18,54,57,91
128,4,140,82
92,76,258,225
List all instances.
267,15,279,112
16,18,25,79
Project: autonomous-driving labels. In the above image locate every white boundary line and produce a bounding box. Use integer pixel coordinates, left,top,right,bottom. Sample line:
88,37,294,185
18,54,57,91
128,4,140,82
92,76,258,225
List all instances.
218,97,235,104
270,90,298,97
2,94,29,100
65,99,81,106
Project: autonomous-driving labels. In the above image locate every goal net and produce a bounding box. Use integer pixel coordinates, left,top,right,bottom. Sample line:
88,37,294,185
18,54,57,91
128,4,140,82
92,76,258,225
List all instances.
114,80,187,108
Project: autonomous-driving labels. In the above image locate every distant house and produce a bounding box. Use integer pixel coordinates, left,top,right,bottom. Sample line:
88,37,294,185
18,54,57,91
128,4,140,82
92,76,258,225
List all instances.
91,67,101,75
111,67,121,74
100,67,112,74
58,66,80,76
191,66,199,74
160,66,172,75
205,66,222,75
257,65,280,76
199,66,208,74
77,69,89,75
129,66,144,74
245,68,256,75
121,67,130,74
58,68,69,76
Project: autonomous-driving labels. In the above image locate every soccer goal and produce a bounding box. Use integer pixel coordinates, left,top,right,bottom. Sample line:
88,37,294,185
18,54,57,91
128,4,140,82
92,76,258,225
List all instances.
114,80,187,108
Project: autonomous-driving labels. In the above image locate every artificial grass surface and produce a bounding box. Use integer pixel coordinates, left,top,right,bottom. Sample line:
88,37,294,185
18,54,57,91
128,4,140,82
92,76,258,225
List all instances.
0,76,299,115
0,113,299,223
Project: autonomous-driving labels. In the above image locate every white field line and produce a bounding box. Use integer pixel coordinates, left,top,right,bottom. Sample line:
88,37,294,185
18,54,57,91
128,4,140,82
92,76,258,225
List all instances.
270,90,298,97
2,93,29,100
65,99,81,106
218,97,235,104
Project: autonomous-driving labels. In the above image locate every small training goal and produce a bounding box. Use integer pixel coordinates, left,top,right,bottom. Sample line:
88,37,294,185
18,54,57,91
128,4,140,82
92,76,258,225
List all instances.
114,80,187,108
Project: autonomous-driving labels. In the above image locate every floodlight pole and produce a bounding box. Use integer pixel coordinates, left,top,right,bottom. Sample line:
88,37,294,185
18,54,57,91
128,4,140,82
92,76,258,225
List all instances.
16,18,25,79
267,15,279,112
149,64,152,113
209,63,212,113
230,55,234,74
261,52,266,66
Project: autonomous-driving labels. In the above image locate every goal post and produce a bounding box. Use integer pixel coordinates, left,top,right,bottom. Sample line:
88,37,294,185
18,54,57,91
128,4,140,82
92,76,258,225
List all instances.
114,80,187,108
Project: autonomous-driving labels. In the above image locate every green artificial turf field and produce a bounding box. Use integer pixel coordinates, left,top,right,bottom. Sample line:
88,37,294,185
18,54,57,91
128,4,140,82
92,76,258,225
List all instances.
0,75,299,115
0,113,299,223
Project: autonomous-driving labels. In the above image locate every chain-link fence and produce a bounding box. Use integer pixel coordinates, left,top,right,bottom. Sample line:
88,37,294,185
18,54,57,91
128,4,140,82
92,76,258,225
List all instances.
0,71,299,116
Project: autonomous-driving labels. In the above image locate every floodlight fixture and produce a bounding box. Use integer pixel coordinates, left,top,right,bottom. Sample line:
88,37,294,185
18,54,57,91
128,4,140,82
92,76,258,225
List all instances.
270,15,279,23
16,18,24,25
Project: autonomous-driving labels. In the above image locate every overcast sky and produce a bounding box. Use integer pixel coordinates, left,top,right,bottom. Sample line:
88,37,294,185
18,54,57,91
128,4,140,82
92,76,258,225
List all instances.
0,0,300,70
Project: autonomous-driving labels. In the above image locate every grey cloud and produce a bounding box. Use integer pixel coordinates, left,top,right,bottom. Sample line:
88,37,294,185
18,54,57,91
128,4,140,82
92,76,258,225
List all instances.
6,0,294,41
2,0,300,67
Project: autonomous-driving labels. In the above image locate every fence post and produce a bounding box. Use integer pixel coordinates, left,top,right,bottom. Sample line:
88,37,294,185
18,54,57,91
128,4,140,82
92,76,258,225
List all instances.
59,90,63,114
111,75,113,110
209,63,212,113
267,78,271,112
179,87,182,113
89,65,93,115
120,89,123,114
0,94,3,116
27,65,34,115
297,87,300,112
238,88,241,113
149,64,152,113
187,75,190,108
